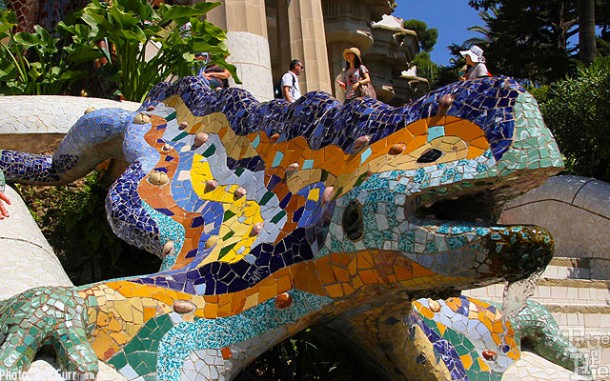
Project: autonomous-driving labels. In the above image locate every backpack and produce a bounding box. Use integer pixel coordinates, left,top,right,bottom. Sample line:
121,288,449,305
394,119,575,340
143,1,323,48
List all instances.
274,72,295,99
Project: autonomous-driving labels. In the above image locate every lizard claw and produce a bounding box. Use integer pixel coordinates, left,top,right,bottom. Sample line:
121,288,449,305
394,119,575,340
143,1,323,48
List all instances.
0,287,97,379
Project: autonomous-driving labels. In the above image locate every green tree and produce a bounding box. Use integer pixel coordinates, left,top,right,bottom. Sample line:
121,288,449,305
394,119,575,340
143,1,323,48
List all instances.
578,0,597,64
470,0,610,56
598,0,610,41
467,0,578,83
539,56,610,181
403,19,438,52
403,20,440,87
409,51,439,86
464,7,498,47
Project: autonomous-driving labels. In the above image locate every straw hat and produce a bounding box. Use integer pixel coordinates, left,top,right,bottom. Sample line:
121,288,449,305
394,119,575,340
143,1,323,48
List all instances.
460,45,486,63
343,47,362,61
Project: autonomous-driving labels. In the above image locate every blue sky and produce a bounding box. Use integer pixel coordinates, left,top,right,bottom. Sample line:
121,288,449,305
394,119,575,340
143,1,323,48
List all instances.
394,1,484,65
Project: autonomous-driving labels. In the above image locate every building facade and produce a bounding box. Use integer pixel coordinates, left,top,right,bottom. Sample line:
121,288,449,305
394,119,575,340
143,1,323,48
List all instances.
203,0,427,103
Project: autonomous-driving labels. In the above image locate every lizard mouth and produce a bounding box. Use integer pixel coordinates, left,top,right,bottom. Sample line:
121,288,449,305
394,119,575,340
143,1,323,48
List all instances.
405,173,547,224
402,180,554,283
409,188,504,224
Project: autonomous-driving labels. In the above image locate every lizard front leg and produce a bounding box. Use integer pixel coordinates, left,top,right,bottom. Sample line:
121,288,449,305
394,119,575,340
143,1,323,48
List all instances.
0,287,97,378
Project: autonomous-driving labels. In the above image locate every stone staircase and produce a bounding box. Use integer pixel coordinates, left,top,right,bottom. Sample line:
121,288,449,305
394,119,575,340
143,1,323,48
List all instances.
464,256,610,380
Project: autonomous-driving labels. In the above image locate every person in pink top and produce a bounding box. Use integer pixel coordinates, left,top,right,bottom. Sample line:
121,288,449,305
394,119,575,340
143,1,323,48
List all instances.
336,47,372,101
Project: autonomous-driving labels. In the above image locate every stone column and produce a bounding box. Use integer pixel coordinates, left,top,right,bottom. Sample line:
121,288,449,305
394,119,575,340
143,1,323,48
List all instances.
283,0,332,94
206,0,274,101
367,14,422,105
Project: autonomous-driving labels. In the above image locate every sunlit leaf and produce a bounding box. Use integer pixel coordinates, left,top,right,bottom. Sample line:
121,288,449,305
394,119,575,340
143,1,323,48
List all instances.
160,2,219,22
13,32,40,48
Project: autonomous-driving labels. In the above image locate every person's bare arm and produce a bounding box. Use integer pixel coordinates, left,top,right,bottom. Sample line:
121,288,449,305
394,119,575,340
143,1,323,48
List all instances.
205,68,231,80
283,86,292,102
352,72,371,90
360,71,371,84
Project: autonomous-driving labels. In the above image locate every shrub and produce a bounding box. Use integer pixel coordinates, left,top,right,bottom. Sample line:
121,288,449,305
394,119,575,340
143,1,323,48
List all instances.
539,57,610,182
15,171,160,285
58,0,237,101
0,0,238,100
0,11,88,95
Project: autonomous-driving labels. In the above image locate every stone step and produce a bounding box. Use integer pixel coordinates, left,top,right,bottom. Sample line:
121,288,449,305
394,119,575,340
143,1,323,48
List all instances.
543,257,591,280
546,304,610,380
535,278,610,306
461,297,610,378
464,278,610,379
464,278,610,307
544,303,610,332
544,256,610,281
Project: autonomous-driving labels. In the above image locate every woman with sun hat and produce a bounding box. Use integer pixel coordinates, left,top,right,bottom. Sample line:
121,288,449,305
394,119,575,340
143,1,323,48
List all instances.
460,45,491,80
336,47,374,101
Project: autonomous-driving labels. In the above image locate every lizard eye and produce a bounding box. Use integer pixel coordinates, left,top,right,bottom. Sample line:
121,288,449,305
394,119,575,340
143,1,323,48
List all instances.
342,200,364,241
417,148,444,163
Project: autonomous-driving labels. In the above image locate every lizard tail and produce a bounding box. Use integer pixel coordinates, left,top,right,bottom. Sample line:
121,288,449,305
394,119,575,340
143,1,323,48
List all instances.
0,108,136,186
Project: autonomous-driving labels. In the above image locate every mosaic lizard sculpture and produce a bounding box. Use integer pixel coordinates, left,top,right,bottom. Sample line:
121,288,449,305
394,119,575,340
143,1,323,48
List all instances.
0,76,584,380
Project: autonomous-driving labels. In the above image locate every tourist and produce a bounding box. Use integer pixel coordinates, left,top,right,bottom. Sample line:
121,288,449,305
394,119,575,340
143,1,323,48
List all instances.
459,45,491,79
203,63,232,90
194,52,232,90
281,59,304,103
336,47,374,101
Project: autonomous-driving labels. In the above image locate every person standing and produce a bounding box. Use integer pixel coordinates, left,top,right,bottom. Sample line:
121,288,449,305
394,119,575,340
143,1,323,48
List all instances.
281,59,304,103
459,45,491,79
336,47,372,101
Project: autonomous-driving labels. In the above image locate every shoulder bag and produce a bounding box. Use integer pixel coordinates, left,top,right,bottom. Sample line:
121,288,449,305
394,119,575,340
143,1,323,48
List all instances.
358,67,377,99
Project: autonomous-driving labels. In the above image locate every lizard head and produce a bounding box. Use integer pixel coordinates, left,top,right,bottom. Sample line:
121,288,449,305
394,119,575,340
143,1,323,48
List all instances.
321,77,562,292
133,76,561,300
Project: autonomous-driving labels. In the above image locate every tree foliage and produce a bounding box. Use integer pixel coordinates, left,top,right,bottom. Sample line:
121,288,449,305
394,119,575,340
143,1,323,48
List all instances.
539,56,610,181
403,19,438,52
466,0,578,83
466,0,610,83
464,7,497,48
403,20,442,89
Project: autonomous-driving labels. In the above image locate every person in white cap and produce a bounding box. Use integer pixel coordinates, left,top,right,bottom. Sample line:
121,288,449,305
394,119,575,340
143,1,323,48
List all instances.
459,45,491,80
